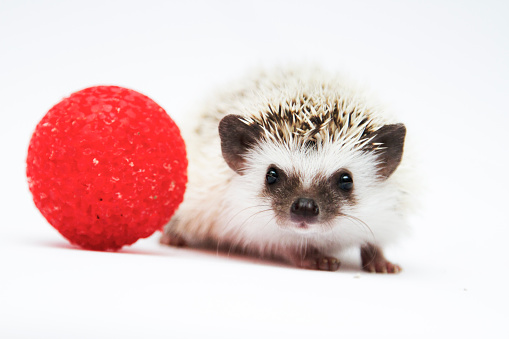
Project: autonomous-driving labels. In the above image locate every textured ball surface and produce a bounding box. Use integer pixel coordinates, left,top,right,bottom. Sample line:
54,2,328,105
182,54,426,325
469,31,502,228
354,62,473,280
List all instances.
27,86,187,250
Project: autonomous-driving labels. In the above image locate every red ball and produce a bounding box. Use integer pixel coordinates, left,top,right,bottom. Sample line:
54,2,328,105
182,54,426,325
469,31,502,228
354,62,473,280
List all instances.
27,86,187,251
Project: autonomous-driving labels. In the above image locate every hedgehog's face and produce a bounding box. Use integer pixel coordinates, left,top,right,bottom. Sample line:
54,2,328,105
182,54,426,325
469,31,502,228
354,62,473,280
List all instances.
260,164,356,232
219,114,406,235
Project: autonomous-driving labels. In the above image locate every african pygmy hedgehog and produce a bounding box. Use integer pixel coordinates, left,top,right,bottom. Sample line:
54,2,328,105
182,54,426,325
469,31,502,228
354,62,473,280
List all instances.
161,67,413,273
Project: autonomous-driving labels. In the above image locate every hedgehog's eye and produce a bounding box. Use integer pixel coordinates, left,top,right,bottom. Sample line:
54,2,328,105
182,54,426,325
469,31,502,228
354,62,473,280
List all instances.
266,168,279,185
338,173,353,191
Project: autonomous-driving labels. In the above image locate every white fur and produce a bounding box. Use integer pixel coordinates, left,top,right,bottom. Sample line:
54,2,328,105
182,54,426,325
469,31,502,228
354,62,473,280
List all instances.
166,67,414,263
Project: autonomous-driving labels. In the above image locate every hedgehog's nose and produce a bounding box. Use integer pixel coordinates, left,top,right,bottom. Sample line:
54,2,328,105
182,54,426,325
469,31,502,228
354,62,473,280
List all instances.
290,198,319,222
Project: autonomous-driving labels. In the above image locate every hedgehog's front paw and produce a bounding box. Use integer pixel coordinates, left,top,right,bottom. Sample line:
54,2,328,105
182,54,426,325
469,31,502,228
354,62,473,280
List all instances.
299,256,341,271
288,249,341,271
361,243,402,274
362,258,401,273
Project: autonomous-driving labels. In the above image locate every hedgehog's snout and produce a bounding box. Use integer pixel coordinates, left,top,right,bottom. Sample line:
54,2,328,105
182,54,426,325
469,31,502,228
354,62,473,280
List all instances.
290,197,319,224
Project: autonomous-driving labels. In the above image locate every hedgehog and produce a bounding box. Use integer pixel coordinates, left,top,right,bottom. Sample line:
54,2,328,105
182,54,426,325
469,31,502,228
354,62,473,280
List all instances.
161,67,413,273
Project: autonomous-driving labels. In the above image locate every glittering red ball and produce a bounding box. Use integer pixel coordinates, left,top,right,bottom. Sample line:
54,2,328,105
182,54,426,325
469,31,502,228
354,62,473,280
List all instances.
27,86,187,251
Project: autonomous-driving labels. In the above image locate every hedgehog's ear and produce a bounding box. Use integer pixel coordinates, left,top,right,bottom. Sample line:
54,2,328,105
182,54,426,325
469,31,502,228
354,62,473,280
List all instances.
219,114,263,175
368,123,406,179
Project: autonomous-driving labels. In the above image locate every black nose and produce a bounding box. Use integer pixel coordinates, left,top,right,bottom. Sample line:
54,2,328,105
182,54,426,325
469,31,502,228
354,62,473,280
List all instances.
290,198,319,219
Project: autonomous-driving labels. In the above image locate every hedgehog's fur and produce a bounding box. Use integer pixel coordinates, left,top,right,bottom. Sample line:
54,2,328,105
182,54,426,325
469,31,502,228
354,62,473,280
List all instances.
163,67,413,272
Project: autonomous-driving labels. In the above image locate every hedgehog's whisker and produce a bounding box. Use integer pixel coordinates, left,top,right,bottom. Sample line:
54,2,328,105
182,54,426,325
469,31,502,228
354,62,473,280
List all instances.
323,219,335,232
237,208,273,230
224,208,274,257
217,204,271,255
341,213,376,243
225,204,272,229
301,237,308,261
256,213,280,258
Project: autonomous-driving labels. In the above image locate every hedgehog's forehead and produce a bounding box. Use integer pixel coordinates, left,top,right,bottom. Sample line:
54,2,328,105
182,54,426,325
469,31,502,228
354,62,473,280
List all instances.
243,97,377,147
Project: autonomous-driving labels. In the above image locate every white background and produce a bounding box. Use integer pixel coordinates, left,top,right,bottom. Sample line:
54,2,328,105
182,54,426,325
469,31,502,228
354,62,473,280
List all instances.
1,0,508,337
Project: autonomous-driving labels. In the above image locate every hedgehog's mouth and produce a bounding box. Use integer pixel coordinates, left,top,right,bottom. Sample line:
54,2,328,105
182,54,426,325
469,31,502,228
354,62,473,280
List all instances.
296,221,309,229
287,220,324,235
274,210,325,234
290,214,318,225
